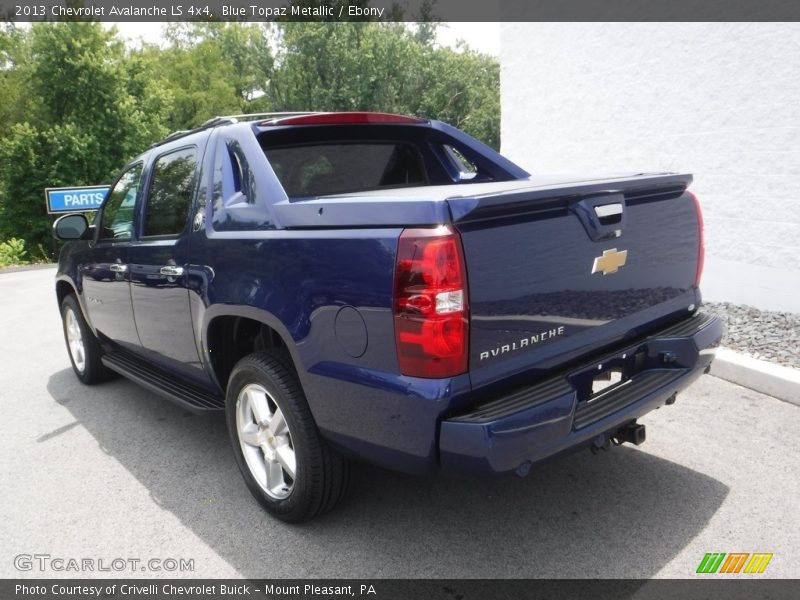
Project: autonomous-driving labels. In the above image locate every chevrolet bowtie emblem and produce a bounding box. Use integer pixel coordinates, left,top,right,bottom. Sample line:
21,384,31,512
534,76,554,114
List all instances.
591,248,628,275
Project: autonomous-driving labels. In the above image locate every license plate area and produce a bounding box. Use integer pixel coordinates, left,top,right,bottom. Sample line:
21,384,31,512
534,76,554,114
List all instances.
591,367,624,396
571,348,647,403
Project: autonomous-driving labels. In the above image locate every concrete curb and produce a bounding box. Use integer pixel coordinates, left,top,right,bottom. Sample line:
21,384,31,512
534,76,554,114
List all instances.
711,347,800,407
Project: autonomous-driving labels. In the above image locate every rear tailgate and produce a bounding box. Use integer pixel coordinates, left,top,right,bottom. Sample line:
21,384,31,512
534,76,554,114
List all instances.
447,173,701,389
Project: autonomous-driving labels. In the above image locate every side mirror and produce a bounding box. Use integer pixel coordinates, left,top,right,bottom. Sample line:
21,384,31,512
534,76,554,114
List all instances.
53,214,91,240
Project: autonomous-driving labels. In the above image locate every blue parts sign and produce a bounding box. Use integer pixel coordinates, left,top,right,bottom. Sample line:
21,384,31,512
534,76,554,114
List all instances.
45,186,109,214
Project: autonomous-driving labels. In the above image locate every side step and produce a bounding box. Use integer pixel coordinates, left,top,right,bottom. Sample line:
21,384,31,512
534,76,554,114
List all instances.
102,351,225,413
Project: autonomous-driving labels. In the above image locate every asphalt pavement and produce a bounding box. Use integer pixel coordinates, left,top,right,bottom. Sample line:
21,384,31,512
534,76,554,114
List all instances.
1,267,798,579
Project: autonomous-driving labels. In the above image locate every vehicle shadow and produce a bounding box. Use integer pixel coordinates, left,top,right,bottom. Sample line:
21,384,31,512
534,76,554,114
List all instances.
48,368,728,578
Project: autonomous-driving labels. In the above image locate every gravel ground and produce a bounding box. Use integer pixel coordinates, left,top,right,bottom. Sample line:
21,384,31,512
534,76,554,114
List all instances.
704,301,800,370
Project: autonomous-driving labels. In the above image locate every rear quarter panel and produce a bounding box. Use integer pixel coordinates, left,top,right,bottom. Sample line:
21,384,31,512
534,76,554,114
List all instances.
189,227,473,473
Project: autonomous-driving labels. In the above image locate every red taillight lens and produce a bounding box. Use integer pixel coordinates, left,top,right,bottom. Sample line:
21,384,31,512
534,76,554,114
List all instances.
689,191,705,287
394,226,469,378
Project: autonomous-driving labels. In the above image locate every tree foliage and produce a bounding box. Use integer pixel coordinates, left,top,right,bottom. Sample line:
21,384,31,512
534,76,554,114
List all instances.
0,238,28,267
0,21,500,258
0,22,171,251
269,23,499,146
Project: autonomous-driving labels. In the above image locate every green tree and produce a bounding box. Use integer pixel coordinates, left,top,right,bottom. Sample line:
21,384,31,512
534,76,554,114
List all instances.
270,23,415,112
267,22,499,146
0,21,500,255
0,123,48,246
0,24,29,132
148,23,274,130
0,23,171,253
414,44,501,148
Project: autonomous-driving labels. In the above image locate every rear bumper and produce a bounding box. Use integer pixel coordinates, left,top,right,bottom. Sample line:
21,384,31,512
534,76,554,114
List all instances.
439,312,723,476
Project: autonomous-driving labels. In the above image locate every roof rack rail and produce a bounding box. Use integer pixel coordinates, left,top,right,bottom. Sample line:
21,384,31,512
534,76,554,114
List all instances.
158,130,190,144
217,111,315,122
149,112,318,149
149,115,242,149
198,116,238,128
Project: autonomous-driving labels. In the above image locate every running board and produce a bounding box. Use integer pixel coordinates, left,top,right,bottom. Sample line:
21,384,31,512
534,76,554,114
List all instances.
101,351,225,413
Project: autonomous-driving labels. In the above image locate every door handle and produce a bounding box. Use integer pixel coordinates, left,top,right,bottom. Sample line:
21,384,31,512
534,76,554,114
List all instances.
109,264,128,273
159,265,185,277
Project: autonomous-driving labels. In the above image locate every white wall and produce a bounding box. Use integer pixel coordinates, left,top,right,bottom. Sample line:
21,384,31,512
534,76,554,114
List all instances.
500,23,800,313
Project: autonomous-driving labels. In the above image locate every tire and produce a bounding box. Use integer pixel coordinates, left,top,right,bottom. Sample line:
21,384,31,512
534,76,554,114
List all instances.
225,351,351,523
61,294,113,385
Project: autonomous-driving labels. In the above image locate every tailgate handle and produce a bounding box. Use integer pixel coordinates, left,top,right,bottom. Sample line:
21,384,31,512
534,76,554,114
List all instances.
572,194,626,242
594,203,623,223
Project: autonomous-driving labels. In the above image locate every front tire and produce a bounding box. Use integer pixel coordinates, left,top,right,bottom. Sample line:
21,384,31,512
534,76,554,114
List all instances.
61,294,112,385
225,351,351,523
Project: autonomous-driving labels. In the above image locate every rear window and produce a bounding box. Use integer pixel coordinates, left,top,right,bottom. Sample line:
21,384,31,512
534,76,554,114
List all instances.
264,142,427,197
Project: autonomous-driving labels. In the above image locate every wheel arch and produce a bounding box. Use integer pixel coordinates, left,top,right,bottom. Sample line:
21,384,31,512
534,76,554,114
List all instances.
55,277,92,333
202,305,302,396
55,277,77,308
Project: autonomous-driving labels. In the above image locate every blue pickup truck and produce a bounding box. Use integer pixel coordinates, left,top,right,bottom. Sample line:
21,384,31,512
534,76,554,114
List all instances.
53,112,722,522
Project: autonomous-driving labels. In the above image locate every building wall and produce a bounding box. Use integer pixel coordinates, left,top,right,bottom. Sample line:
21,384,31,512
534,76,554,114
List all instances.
500,23,800,312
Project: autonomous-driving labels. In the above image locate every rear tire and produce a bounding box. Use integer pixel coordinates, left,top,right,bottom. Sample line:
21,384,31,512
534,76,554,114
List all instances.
225,351,351,523
60,294,112,384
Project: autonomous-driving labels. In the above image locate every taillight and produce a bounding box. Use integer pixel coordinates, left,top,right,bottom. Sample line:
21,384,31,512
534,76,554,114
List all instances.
689,191,705,287
393,225,469,378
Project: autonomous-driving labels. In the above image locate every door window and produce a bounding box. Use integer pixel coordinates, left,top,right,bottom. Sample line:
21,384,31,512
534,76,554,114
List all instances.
99,164,142,241
143,147,199,238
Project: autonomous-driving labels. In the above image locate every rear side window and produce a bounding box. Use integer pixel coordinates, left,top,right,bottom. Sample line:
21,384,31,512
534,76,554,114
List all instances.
264,142,427,197
213,138,255,208
442,144,478,180
143,147,198,237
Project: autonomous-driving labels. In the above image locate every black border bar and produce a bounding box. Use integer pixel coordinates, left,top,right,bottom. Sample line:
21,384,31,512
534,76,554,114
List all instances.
3,579,800,600
3,0,800,22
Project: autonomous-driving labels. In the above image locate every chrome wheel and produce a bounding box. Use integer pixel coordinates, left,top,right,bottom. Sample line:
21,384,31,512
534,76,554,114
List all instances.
65,307,86,373
236,383,296,499
227,352,352,522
